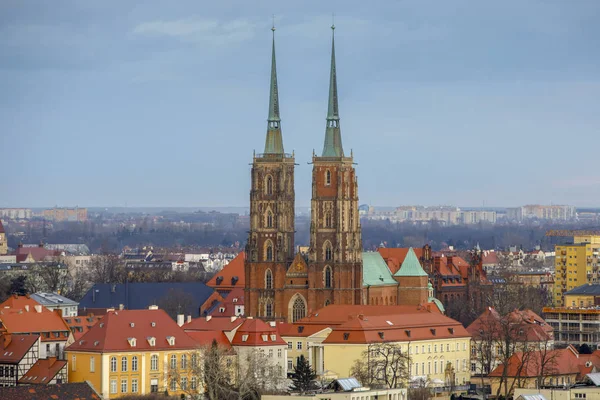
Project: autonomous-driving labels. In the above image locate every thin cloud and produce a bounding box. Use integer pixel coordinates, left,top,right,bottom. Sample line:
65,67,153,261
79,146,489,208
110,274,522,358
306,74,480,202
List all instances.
132,17,257,46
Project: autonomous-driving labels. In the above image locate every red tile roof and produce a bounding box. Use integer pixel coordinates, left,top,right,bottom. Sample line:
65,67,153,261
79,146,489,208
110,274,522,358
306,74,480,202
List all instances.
0,294,40,309
489,346,589,378
230,319,286,347
63,315,103,341
298,304,441,326
0,382,101,400
183,315,245,332
18,357,67,384
0,334,39,363
467,307,553,342
186,331,232,349
323,312,469,344
206,252,245,291
0,297,71,342
377,248,424,275
66,309,199,353
14,246,61,262
208,287,245,317
276,323,332,338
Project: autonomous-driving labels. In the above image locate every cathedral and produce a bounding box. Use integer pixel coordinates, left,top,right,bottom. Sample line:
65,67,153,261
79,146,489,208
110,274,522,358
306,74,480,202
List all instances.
243,26,429,322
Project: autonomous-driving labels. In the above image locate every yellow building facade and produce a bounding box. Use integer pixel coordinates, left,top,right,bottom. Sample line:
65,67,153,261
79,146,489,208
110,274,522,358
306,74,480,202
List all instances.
67,349,200,398
554,235,600,306
323,336,471,386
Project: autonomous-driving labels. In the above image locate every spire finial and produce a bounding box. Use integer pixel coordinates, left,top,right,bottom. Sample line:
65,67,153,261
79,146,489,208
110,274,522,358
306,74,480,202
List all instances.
331,12,335,30
321,20,344,157
264,18,284,155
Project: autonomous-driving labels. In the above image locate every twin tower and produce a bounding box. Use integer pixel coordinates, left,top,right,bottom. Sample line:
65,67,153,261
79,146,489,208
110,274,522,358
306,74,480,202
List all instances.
244,26,363,323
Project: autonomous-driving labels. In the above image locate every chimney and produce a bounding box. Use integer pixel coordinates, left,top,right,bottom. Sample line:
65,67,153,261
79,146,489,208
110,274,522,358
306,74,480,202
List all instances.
119,304,124,311
186,315,191,323
54,308,63,318
148,305,158,310
25,305,29,312
34,305,42,313
3,334,11,348
177,314,184,327
206,315,212,322
18,242,23,248
39,241,44,248
25,294,30,299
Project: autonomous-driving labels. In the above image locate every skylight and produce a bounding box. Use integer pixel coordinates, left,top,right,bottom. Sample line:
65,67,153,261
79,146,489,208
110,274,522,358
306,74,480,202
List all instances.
386,320,393,326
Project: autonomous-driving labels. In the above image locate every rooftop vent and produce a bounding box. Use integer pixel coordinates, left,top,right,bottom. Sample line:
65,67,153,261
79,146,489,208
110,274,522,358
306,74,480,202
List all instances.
448,328,454,334
430,328,436,336
231,276,239,285
298,326,304,333
130,323,135,328
378,331,385,339
343,333,350,341
405,330,411,337
216,276,223,285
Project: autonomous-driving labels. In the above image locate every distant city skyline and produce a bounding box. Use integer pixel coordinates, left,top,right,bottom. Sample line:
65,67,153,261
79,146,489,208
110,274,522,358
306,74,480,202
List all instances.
2,1,599,208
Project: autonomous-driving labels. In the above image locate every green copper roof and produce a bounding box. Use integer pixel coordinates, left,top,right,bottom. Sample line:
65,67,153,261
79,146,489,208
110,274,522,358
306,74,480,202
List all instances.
362,252,397,287
394,247,428,277
321,25,344,158
264,27,284,155
429,297,445,313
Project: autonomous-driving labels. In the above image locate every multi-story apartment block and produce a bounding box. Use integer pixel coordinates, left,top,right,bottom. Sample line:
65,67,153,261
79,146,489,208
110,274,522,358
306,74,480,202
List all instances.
42,207,87,222
553,235,600,306
544,283,600,345
0,208,32,220
507,205,576,222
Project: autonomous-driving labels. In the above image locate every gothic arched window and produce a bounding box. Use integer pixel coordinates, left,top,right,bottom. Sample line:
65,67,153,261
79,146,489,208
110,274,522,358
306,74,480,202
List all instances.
325,170,331,186
265,269,273,289
292,297,306,323
325,212,332,228
266,302,273,318
266,175,273,195
265,241,273,261
267,211,273,228
324,266,332,288
325,242,333,261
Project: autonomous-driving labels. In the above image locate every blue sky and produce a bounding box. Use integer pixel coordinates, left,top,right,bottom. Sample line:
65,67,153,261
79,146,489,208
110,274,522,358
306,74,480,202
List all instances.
1,0,599,208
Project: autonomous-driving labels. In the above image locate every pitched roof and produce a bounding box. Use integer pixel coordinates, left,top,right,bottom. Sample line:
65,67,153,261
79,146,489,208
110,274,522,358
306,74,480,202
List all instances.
66,309,199,353
395,248,428,277
206,251,245,290
78,282,214,317
276,323,332,338
14,246,61,262
183,315,245,332
489,346,584,378
0,294,40,309
31,292,78,307
0,382,101,400
230,319,286,347
186,331,232,349
323,312,469,344
362,252,397,286
18,357,67,384
377,247,424,275
467,307,553,342
0,334,39,363
63,315,103,341
208,287,245,317
566,284,600,296
298,304,441,326
0,298,71,341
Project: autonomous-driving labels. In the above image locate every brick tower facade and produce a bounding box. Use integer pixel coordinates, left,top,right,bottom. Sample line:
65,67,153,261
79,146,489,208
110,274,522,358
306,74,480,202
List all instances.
245,27,296,321
307,25,363,312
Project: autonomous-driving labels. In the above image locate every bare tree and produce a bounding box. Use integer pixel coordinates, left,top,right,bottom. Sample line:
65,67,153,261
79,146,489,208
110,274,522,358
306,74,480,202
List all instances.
83,254,126,284
350,343,410,389
236,349,286,399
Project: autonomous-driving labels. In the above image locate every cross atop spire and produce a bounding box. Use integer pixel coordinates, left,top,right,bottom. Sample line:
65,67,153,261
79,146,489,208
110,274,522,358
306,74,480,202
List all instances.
264,18,284,155
321,23,344,157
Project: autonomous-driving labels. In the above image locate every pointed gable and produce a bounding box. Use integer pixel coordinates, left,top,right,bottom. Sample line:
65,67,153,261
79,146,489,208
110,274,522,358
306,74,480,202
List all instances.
362,252,396,286
394,247,428,277
287,253,308,276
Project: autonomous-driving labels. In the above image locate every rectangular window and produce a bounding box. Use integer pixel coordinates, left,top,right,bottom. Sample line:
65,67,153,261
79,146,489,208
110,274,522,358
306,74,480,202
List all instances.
471,363,477,372
110,380,117,394
71,355,76,371
287,341,292,349
121,379,127,393
278,349,282,358
288,360,293,370
132,379,138,393
90,356,94,372
297,342,302,350
181,377,188,390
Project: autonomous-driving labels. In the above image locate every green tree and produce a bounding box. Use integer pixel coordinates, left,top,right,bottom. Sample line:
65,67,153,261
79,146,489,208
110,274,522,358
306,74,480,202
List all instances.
290,355,316,394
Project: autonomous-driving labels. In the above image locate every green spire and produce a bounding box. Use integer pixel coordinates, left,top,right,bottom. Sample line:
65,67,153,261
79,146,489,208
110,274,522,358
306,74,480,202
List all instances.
264,24,284,155
394,247,428,277
321,24,344,158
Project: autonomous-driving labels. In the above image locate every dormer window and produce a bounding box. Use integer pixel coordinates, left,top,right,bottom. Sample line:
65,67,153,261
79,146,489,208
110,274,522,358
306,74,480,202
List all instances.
147,337,156,347
430,328,436,336
262,334,268,342
128,337,137,347
167,336,175,346
233,298,238,303
130,323,135,328
343,333,350,341
219,307,225,313
242,335,248,342
270,334,277,341
151,322,156,327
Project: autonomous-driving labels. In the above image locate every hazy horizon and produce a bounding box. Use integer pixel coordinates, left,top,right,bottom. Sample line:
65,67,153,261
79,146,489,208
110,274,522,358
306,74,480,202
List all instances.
2,1,599,208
